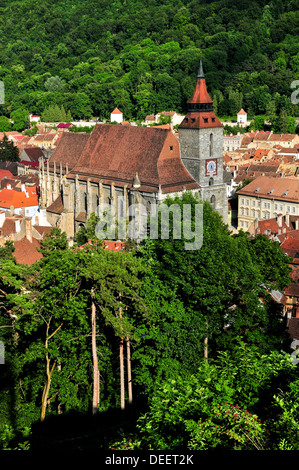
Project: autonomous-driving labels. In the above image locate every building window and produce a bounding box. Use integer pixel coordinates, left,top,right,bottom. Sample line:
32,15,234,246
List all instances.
240,221,244,227
246,199,249,205
274,204,278,210
82,192,87,212
280,205,283,211
252,200,255,207
246,208,249,216
204,118,208,123
241,208,244,215
287,206,290,212
209,177,214,186
292,206,296,213
146,200,152,215
210,133,213,157
169,146,173,151
241,198,244,205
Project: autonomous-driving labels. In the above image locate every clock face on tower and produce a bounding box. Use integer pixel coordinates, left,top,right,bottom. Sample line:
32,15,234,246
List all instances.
206,159,217,176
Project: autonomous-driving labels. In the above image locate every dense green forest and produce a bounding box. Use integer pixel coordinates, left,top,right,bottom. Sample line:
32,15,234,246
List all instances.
1,194,299,451
0,0,298,122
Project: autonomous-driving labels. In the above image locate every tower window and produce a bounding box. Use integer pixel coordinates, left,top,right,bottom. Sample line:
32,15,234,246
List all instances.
169,146,173,151
210,133,214,157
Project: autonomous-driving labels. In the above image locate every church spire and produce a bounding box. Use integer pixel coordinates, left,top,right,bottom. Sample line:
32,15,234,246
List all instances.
197,57,204,79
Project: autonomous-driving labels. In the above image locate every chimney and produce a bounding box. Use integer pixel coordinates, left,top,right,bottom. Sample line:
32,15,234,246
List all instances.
25,218,32,243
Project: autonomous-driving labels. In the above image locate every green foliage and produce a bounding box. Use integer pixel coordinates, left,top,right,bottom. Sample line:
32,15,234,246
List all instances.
0,116,11,132
139,193,291,360
44,76,65,92
10,108,29,131
0,135,20,161
74,212,100,245
135,345,298,450
0,0,297,120
41,104,72,123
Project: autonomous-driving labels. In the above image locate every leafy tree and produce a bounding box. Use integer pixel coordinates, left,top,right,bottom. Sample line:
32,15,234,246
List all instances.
10,108,29,132
44,76,65,93
133,344,298,450
139,193,291,361
0,116,11,132
0,135,20,162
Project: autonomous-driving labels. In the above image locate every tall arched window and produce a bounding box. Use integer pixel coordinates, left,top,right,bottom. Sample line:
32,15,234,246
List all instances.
82,192,87,212
210,133,214,157
210,195,216,209
209,177,214,186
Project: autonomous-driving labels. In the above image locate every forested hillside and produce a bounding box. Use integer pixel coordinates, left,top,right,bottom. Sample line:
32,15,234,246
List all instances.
0,0,298,121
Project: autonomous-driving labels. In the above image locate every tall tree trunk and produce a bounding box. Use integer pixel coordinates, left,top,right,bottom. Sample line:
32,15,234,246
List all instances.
41,321,62,422
126,337,133,405
204,336,208,362
41,357,56,422
120,335,125,410
119,302,125,410
204,320,208,362
91,288,100,415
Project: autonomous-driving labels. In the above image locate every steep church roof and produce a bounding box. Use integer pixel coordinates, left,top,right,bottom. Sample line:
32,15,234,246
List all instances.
48,132,90,171
67,124,199,194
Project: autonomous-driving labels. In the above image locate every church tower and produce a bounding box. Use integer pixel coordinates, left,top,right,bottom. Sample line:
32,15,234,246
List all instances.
178,59,228,224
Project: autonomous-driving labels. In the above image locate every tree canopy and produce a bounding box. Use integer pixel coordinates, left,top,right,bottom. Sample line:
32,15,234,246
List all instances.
0,0,297,123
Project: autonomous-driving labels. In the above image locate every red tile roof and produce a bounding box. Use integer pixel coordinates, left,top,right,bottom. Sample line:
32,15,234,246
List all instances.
0,170,14,179
0,188,38,208
19,160,39,168
46,195,64,214
49,132,90,171
253,131,271,141
179,112,222,129
237,108,247,115
13,237,42,265
57,123,73,128
188,76,213,105
287,318,299,340
0,218,17,237
22,147,44,162
103,240,125,251
67,124,199,194
238,176,299,202
269,134,297,142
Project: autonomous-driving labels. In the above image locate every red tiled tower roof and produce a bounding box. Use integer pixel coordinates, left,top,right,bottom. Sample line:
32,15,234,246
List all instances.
179,59,222,130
